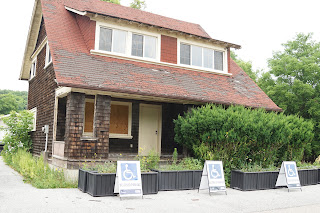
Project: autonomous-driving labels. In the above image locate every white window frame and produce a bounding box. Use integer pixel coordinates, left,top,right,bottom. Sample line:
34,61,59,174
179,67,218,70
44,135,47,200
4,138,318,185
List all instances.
29,107,37,131
177,39,228,73
29,57,37,80
83,98,95,137
109,101,133,139
94,21,161,62
45,42,52,68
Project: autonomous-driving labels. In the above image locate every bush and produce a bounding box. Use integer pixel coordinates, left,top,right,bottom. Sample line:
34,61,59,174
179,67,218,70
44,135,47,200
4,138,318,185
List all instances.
2,149,76,188
1,110,34,153
174,104,314,184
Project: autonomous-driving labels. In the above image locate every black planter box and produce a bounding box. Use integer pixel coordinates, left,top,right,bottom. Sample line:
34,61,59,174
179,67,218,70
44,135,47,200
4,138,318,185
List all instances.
78,169,88,192
86,172,116,197
318,169,320,184
231,170,279,191
85,171,158,197
0,143,4,153
151,169,202,191
298,169,318,186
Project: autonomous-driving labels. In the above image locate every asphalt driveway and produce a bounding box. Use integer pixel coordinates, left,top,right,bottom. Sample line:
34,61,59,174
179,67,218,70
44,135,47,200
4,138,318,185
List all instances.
1,156,320,213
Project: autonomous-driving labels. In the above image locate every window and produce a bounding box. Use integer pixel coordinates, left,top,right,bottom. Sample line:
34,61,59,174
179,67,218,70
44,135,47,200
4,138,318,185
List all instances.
84,99,95,135
97,25,158,60
110,101,132,138
99,27,127,54
29,108,37,131
30,58,37,80
45,42,52,67
180,43,224,71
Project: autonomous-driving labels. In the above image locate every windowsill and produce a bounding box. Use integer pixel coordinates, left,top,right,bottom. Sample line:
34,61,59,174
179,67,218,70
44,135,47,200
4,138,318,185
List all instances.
44,61,52,70
91,49,232,76
109,134,133,139
80,136,98,141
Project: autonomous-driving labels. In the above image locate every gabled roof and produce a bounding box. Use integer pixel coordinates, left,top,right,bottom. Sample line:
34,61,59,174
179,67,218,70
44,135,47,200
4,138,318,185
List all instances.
64,0,211,39
21,0,281,111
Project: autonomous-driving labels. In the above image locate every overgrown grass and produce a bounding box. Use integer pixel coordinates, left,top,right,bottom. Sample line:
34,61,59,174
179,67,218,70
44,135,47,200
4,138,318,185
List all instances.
160,158,203,171
1,149,76,188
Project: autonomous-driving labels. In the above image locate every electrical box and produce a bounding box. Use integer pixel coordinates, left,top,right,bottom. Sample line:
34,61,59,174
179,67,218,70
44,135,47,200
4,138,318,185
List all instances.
42,125,49,134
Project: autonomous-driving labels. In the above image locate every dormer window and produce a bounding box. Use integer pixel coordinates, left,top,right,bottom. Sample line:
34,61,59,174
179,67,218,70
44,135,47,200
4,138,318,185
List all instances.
99,28,127,54
30,58,37,80
180,43,225,71
95,23,160,61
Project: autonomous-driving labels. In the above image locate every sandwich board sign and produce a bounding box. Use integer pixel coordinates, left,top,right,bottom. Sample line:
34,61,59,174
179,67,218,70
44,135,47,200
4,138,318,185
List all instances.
199,161,227,195
114,161,143,199
276,161,301,192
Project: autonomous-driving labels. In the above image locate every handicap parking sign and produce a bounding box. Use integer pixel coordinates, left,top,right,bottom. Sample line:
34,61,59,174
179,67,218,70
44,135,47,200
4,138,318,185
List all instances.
285,163,297,178
121,163,138,181
209,164,222,179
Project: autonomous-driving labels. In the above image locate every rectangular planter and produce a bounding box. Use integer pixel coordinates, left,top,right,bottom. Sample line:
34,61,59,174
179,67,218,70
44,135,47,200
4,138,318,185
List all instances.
151,169,202,191
85,171,158,197
78,169,88,192
298,169,318,186
318,169,320,184
86,172,116,197
231,170,279,191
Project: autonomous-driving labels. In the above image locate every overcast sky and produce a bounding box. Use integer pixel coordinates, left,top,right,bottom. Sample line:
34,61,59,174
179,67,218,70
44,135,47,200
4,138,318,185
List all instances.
1,0,319,91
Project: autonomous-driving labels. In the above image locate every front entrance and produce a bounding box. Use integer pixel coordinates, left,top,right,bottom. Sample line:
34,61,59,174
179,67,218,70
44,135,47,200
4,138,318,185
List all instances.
138,104,162,156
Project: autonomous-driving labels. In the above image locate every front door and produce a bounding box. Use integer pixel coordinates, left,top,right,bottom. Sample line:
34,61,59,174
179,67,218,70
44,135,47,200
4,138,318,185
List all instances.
138,104,162,156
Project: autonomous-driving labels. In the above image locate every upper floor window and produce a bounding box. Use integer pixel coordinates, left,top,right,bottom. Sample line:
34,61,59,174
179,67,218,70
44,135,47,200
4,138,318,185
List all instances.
45,42,52,67
180,43,224,71
30,58,37,80
97,25,158,61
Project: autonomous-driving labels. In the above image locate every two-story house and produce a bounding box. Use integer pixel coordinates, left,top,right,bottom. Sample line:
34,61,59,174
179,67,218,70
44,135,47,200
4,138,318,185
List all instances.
20,0,281,170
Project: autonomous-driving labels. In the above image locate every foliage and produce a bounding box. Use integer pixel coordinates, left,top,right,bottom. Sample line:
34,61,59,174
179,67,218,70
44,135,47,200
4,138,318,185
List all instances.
258,33,320,160
130,0,146,10
0,90,27,115
1,111,34,153
240,163,278,172
231,51,261,82
172,148,178,164
95,161,117,173
174,104,314,184
137,149,160,172
1,149,76,188
101,0,121,4
161,158,203,171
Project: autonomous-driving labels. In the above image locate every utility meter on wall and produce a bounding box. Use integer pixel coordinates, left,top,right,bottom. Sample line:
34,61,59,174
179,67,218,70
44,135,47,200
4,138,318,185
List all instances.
42,125,49,134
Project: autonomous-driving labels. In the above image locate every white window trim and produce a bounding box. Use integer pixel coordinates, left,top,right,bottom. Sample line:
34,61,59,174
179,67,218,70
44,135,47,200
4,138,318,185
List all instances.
44,42,52,69
29,57,37,80
109,101,133,139
95,21,161,62
177,38,228,73
83,98,95,137
29,107,37,131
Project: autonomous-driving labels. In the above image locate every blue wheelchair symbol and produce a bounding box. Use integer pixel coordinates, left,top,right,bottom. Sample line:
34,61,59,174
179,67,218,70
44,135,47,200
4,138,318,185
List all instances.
209,164,222,179
121,163,138,181
285,164,297,178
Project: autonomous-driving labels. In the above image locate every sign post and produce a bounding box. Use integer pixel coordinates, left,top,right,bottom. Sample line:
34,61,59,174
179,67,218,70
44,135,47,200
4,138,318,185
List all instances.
276,161,302,192
199,161,227,195
114,161,143,199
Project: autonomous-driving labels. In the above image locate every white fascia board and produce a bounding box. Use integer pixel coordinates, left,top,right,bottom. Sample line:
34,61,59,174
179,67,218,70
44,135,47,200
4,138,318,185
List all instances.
64,6,87,16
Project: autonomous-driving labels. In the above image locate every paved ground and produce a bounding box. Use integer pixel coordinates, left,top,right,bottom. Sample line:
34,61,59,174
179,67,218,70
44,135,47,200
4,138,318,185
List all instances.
1,156,320,213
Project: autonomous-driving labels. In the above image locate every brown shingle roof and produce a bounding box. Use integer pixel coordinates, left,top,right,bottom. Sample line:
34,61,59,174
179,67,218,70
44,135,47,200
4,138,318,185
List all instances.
40,0,281,111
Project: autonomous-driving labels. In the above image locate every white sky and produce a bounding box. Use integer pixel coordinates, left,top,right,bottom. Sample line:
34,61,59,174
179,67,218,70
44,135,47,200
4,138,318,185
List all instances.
1,0,319,91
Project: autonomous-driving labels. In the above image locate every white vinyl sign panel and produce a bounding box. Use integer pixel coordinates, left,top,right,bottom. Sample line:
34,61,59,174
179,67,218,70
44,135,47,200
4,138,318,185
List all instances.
276,161,301,190
114,161,143,198
199,161,226,194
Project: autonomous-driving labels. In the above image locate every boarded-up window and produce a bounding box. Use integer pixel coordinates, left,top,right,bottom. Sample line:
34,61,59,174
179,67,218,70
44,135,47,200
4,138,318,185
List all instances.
84,101,94,133
110,104,129,134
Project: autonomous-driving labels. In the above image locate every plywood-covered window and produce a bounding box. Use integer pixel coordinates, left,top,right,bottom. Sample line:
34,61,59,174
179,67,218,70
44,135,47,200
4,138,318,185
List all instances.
84,99,95,135
110,101,132,139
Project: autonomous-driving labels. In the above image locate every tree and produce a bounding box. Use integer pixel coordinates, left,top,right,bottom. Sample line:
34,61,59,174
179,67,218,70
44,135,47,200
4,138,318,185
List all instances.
259,33,320,160
101,0,121,4
130,0,146,10
0,90,28,115
231,51,260,82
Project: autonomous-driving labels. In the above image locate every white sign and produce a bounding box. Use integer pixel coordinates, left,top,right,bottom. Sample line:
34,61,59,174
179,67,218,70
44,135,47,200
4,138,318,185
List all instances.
199,161,227,195
114,161,143,198
276,161,301,191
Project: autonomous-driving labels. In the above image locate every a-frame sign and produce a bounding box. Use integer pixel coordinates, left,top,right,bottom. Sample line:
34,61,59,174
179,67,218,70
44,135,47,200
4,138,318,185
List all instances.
276,161,302,192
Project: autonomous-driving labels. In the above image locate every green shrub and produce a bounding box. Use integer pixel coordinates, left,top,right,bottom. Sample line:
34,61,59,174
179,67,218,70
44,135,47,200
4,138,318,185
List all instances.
137,150,160,171
1,110,34,153
174,104,314,184
161,158,203,171
2,149,76,188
